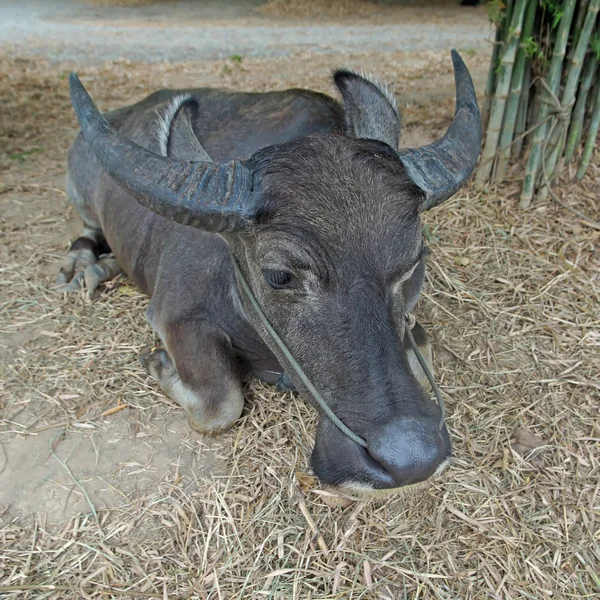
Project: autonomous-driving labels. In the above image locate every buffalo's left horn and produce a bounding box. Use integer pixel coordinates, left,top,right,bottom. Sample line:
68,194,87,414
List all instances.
68,74,257,233
397,50,482,210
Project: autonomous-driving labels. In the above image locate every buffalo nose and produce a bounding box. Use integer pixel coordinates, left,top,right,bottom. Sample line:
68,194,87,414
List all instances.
366,418,450,487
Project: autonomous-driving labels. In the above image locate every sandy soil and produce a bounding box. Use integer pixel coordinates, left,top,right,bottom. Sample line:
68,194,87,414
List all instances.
0,416,223,521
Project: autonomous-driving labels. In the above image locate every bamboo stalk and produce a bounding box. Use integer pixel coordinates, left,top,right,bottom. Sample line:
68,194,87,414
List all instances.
519,0,578,208
513,59,532,158
541,0,600,187
576,80,600,180
505,1,515,34
483,20,504,131
476,0,528,186
567,0,591,63
564,53,599,163
494,0,538,182
483,0,514,129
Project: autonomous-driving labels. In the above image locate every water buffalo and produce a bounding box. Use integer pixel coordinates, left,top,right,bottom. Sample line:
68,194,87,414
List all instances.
58,50,481,492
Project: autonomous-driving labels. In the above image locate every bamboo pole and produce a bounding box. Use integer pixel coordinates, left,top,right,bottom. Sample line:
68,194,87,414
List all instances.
501,0,515,43
475,0,528,186
567,0,591,63
483,22,504,131
540,0,600,191
519,0,578,208
494,0,538,182
576,80,600,180
483,0,515,129
564,54,599,163
513,59,532,158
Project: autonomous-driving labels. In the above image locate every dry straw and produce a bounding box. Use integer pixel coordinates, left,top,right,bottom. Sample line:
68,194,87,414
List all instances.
1,48,598,599
255,0,472,20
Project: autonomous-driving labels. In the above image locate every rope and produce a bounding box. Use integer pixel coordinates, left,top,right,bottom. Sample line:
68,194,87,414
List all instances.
230,251,446,445
404,315,446,430
230,251,367,447
539,78,575,121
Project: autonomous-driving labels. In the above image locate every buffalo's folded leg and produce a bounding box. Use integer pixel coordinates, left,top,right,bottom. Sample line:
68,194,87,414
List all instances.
56,228,121,295
83,256,121,293
405,320,434,389
140,318,244,434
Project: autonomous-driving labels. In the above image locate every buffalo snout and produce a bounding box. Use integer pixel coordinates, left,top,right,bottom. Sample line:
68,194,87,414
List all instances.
311,405,451,491
366,416,450,487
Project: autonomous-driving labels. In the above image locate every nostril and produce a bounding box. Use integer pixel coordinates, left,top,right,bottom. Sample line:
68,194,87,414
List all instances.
367,419,448,486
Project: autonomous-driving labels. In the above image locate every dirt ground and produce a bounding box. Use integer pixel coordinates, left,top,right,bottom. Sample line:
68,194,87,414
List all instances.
1,1,599,599
0,0,490,63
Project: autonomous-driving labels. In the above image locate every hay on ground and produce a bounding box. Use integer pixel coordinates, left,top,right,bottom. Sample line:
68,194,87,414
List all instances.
0,49,598,599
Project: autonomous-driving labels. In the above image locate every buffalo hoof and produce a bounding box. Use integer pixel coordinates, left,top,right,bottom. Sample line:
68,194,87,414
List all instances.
276,373,296,392
56,238,121,298
187,415,236,436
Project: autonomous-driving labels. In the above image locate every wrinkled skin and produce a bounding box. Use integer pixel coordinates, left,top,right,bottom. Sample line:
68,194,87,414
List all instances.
61,54,480,491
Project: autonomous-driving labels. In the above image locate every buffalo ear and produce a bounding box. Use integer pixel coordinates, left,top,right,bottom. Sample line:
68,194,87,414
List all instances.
333,69,401,149
156,95,212,161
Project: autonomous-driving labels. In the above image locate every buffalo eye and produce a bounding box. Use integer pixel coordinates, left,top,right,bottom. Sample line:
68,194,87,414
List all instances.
263,269,294,289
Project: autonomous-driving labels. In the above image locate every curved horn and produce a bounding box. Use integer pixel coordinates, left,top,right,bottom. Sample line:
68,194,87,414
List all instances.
69,74,257,232
397,50,482,210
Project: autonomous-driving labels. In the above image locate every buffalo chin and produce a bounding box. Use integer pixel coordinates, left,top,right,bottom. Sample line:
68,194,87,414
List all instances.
335,456,452,499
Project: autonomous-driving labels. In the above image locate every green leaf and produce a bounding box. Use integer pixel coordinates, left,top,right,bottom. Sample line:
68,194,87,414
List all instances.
487,0,507,27
541,0,564,30
10,148,42,163
522,36,542,59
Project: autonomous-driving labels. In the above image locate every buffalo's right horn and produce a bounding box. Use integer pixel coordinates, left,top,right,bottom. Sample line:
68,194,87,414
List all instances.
69,74,257,233
396,50,482,210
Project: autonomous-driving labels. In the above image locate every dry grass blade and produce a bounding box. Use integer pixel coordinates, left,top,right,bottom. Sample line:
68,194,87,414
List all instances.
295,487,328,553
1,46,599,599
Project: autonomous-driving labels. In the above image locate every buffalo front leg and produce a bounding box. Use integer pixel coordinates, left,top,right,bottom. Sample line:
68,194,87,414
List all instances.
56,228,122,296
140,318,244,434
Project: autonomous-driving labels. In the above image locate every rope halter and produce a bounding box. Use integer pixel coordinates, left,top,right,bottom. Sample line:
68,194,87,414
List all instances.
230,251,446,447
